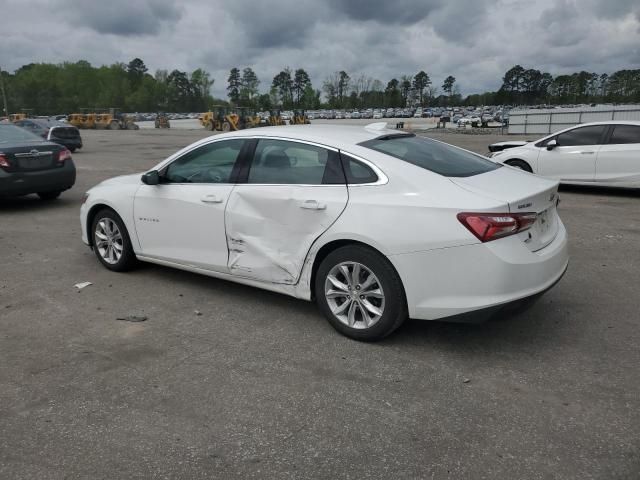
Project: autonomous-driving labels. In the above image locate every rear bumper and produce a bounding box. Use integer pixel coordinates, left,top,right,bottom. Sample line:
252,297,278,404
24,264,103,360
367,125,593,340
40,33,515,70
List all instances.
51,137,83,150
0,161,76,196
389,219,569,321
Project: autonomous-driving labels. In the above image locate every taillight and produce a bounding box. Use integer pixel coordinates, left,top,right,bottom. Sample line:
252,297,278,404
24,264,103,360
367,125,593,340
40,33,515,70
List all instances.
57,148,72,164
457,212,537,243
0,153,9,169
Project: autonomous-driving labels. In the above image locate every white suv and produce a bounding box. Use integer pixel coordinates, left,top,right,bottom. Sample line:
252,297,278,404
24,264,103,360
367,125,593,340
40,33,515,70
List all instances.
490,121,640,188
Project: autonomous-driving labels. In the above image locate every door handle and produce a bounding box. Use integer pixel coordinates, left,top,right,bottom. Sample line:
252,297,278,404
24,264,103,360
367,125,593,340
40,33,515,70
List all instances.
300,199,327,210
201,194,224,204
580,151,595,155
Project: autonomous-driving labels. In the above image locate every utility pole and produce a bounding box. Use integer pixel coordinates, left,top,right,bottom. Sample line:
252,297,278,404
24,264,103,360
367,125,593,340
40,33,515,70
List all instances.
0,65,8,118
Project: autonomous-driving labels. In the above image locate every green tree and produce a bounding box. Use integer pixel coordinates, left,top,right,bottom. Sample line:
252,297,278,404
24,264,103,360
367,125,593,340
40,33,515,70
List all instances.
239,67,260,106
442,75,456,100
293,68,311,105
412,71,431,105
227,67,241,104
384,78,400,107
338,70,350,107
272,68,294,107
400,75,412,106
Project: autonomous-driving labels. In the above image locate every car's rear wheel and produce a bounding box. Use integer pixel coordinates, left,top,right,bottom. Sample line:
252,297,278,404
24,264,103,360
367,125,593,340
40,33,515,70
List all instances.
506,159,533,172
37,191,61,200
91,209,137,272
315,245,407,341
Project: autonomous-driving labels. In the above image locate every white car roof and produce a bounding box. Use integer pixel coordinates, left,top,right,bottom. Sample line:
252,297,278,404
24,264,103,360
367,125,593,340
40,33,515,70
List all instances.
210,124,402,150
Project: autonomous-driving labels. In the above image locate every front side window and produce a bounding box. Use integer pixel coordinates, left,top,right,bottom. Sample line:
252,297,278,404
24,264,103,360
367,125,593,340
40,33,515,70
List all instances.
556,125,606,147
608,125,640,145
247,139,343,185
163,139,245,184
359,134,499,177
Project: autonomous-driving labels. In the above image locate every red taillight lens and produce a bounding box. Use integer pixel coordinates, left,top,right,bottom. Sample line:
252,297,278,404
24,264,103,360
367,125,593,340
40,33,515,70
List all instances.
57,148,72,164
0,153,9,169
457,212,537,242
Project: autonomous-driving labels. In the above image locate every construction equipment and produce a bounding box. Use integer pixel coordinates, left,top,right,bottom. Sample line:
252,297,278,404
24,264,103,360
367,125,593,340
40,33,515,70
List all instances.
291,109,311,125
155,113,170,129
199,106,242,132
237,108,263,129
67,108,139,130
9,109,33,122
266,110,285,127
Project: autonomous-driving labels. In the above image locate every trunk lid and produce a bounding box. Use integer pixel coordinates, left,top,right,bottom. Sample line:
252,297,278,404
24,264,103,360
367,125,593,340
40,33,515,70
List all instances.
450,166,560,251
0,142,60,172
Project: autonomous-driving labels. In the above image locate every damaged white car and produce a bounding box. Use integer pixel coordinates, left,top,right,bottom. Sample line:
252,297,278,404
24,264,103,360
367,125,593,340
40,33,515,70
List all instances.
80,125,569,340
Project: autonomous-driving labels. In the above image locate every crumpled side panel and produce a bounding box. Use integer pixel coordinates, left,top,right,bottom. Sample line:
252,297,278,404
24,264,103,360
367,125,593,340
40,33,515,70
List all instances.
225,185,348,284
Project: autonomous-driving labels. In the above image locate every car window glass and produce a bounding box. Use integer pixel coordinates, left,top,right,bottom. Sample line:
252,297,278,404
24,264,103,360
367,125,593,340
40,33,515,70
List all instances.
163,139,245,184
340,153,378,184
556,126,606,146
248,139,343,185
0,124,45,143
360,134,499,177
609,125,640,145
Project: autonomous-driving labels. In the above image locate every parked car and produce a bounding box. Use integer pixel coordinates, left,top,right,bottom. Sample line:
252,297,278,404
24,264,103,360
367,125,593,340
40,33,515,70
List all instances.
490,121,640,188
0,123,76,199
81,125,568,340
457,115,482,126
14,118,83,152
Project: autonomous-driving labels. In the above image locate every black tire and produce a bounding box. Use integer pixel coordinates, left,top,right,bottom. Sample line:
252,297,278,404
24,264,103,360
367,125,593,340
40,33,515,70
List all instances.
315,245,407,341
37,191,61,200
90,209,137,272
506,159,533,172
69,147,77,153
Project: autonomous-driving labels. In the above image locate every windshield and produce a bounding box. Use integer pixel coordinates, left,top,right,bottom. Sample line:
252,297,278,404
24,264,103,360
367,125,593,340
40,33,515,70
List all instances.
0,124,45,144
360,134,500,177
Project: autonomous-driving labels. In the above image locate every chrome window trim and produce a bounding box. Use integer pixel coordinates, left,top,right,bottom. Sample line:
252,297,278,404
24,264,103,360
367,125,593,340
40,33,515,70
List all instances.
338,150,389,186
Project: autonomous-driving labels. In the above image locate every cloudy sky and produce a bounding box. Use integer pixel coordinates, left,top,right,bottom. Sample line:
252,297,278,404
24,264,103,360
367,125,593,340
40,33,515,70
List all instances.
1,0,639,98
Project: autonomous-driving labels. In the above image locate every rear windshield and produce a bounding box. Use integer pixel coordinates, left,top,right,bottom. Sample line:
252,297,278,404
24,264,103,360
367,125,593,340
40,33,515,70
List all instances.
359,134,500,177
0,124,45,144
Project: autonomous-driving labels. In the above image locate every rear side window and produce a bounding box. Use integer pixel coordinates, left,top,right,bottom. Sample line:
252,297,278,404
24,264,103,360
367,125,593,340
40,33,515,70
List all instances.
247,139,344,185
359,134,499,177
340,153,378,184
608,125,640,145
556,125,606,146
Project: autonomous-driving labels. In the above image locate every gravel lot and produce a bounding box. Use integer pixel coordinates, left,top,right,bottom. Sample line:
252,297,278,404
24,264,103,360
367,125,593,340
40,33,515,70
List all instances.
1,126,639,479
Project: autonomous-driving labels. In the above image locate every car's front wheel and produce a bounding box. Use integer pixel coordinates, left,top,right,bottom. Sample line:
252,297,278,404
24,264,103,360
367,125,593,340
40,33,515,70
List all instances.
91,209,137,272
315,245,407,341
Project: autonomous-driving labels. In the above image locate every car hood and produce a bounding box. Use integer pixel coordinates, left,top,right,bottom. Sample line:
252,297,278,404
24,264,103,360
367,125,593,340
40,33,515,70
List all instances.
487,140,529,153
98,173,142,187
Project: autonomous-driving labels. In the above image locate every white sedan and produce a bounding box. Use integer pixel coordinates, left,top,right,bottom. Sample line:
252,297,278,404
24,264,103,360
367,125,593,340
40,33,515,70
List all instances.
80,124,568,340
490,121,640,188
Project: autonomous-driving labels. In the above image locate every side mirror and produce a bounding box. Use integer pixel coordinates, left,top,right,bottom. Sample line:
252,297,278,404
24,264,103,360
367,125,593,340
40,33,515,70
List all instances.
546,139,558,151
141,170,160,185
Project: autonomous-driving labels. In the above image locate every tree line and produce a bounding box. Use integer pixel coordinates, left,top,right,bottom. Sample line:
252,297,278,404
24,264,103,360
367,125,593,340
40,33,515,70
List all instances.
1,59,639,116
0,58,218,115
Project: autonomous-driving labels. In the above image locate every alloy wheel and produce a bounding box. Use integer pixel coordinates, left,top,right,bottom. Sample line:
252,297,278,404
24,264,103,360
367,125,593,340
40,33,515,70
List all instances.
94,218,123,265
324,261,385,329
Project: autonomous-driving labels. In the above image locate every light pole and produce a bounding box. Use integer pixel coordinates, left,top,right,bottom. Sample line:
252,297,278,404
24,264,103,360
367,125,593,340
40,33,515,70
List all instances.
0,65,8,118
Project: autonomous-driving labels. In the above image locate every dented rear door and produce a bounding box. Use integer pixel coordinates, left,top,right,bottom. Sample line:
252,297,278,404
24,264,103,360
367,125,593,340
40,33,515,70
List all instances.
225,138,348,284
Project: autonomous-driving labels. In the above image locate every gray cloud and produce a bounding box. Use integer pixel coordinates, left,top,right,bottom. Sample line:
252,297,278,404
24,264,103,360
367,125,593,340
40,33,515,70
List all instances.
62,0,183,36
1,0,639,99
326,0,443,24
